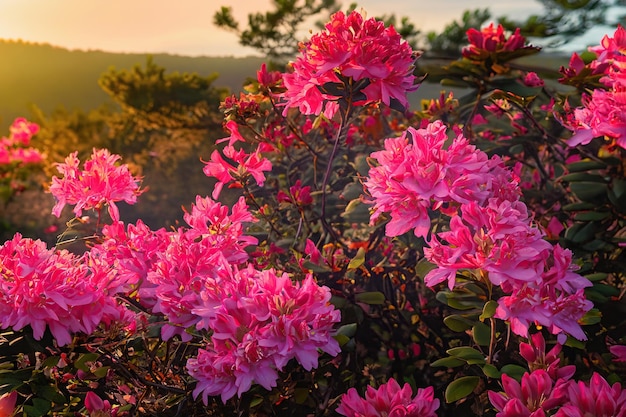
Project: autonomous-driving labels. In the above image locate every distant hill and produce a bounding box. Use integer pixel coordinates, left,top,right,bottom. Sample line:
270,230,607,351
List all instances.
0,39,267,130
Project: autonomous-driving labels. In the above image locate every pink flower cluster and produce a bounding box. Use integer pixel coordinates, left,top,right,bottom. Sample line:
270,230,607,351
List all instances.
364,120,519,238
463,23,528,61
336,378,439,417
0,234,128,346
282,10,419,117
0,117,44,166
490,332,626,417
203,121,272,199
49,148,144,221
562,25,626,148
365,121,592,340
186,266,340,403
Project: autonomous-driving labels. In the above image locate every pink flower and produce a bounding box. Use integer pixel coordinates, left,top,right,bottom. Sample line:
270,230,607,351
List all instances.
555,373,626,417
488,370,567,417
336,378,439,417
202,143,272,199
276,179,313,206
519,332,576,381
523,72,545,87
0,234,127,346
364,121,512,238
609,344,626,362
282,10,419,116
49,149,144,221
0,391,17,417
187,265,340,403
8,117,39,145
463,23,529,60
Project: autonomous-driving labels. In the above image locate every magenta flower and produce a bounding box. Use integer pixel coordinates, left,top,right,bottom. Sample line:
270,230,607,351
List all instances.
610,344,626,362
463,23,529,60
187,266,340,403
488,370,567,417
0,234,126,346
276,179,313,206
519,332,576,381
0,117,44,166
0,391,17,417
49,148,144,221
282,10,419,116
336,378,439,417
555,373,626,417
202,143,272,199
364,121,514,238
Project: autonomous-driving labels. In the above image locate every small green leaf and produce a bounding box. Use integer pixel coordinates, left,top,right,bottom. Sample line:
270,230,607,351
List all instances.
569,182,608,201
480,300,498,321
472,322,491,347
92,366,110,378
443,315,473,332
573,211,610,221
301,261,331,273
560,173,607,183
74,353,99,372
585,273,608,282
445,376,480,403
336,323,357,338
447,347,484,361
430,357,466,368
354,291,385,305
566,159,607,172
347,247,366,270
482,363,501,378
250,396,264,407
579,308,602,325
500,364,527,381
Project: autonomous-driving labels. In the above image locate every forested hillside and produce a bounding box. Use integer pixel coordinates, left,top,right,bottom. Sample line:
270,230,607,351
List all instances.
0,39,266,129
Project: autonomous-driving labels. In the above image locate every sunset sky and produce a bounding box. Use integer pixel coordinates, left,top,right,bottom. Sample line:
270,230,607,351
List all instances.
0,0,549,57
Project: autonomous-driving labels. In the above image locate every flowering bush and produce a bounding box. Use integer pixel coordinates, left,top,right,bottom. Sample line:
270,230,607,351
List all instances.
1,12,626,417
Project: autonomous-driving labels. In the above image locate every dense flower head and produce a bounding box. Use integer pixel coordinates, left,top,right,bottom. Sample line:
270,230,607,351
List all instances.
336,378,439,417
49,148,144,221
424,199,552,290
488,370,567,417
0,117,44,166
555,373,626,417
187,266,340,403
0,234,127,346
561,25,626,149
364,120,520,238
519,332,576,381
463,23,528,60
281,10,419,116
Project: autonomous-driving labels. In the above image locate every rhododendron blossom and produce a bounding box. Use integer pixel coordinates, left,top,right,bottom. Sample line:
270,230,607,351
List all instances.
336,378,439,417
281,10,419,116
555,373,626,417
0,234,127,346
463,23,529,60
49,148,144,221
364,121,519,238
561,26,626,148
0,117,44,166
187,266,340,403
488,370,567,417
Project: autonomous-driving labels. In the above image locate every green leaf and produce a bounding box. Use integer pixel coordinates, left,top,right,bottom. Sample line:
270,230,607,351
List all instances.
250,396,264,407
482,363,501,378
92,366,110,378
573,212,610,221
74,353,99,372
500,364,527,380
566,159,607,172
294,388,309,404
579,308,602,326
472,322,491,347
480,300,498,321
445,376,480,403
24,398,51,417
301,261,331,273
354,292,385,305
569,182,608,201
443,315,474,332
347,247,366,270
430,357,466,368
592,283,620,297
447,347,484,361
560,173,607,183
562,202,597,211
33,384,65,404
585,273,608,282
336,323,357,338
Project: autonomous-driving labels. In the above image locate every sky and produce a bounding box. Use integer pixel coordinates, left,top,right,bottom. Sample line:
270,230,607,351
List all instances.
0,0,619,57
